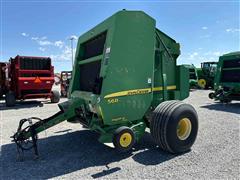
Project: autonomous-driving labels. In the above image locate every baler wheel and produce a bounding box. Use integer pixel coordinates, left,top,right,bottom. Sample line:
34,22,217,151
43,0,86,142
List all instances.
150,100,198,154
5,91,16,107
198,79,207,89
50,90,60,103
208,92,215,99
113,126,135,153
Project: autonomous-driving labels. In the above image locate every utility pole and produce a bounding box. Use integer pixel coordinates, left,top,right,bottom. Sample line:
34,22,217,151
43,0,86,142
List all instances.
69,37,75,69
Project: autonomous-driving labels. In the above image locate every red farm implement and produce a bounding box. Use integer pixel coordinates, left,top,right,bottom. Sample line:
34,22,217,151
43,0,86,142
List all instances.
0,62,7,98
4,55,60,106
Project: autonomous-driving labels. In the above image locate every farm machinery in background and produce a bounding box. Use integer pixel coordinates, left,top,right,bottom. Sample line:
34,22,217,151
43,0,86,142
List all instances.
197,61,218,89
183,64,199,89
209,51,240,103
2,55,60,106
12,10,198,159
60,71,72,97
0,62,7,98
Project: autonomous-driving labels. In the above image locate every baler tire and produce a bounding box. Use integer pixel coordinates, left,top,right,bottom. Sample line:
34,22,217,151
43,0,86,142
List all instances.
150,100,198,154
50,90,60,103
5,91,16,107
113,126,135,153
208,92,215,99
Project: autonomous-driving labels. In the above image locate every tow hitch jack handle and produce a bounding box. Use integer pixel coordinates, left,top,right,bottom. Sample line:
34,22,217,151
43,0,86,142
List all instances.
12,118,41,160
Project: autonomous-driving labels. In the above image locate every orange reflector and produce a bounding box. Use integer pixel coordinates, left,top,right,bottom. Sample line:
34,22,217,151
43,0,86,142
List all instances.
34,77,42,83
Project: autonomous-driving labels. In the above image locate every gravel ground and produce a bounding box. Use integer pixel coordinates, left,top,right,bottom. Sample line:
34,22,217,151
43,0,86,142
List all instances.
0,89,239,179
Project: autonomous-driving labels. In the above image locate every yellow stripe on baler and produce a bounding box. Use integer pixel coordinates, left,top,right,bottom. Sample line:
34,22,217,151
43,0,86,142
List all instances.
104,85,177,98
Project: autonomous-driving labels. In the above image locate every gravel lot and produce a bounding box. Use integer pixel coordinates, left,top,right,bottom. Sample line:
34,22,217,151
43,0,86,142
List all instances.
0,90,239,179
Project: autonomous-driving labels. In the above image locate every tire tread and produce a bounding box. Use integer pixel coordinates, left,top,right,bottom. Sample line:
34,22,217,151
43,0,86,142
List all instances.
150,100,185,153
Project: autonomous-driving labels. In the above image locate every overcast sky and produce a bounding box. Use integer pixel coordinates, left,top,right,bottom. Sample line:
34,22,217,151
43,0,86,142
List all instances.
1,1,239,72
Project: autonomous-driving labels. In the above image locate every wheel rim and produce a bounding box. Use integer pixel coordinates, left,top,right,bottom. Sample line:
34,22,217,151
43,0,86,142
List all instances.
177,118,192,140
119,132,132,147
198,79,206,88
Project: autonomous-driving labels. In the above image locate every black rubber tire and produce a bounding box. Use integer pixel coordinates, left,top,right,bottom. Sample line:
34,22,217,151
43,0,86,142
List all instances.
5,91,16,107
113,126,135,153
208,92,215,99
50,90,60,103
150,100,198,154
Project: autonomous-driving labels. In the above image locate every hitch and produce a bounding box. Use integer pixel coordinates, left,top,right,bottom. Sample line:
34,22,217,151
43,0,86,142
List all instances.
11,111,68,160
11,117,41,160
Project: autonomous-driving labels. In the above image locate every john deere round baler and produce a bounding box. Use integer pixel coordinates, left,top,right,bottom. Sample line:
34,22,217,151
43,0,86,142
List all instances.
12,10,198,158
209,51,240,103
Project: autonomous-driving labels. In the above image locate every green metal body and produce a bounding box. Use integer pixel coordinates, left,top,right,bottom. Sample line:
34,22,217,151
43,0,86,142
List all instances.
210,51,240,102
197,61,218,89
183,64,198,88
16,10,190,144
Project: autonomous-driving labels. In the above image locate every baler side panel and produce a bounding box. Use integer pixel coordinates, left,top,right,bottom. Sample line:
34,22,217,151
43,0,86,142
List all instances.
152,30,182,106
177,65,189,100
100,11,156,125
152,34,177,106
